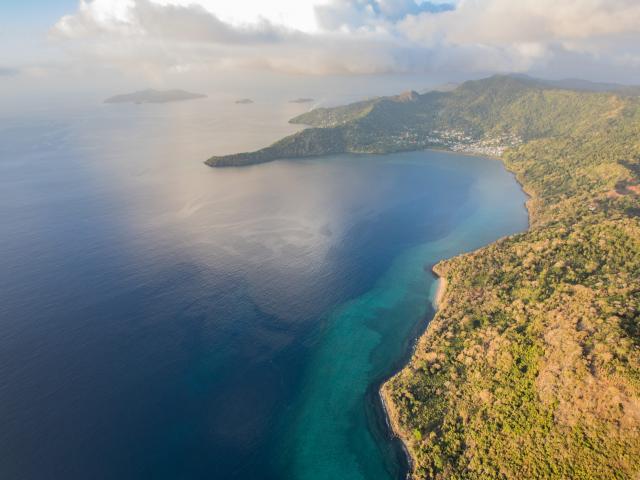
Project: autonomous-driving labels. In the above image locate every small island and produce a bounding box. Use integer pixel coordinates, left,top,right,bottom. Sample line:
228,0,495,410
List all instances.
235,98,254,104
289,98,315,104
104,89,206,104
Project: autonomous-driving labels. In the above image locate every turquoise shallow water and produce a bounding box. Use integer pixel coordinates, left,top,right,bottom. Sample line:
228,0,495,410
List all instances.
0,101,527,479
275,154,528,480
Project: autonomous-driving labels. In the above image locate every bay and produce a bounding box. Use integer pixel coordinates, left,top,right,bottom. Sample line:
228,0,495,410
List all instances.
0,99,527,479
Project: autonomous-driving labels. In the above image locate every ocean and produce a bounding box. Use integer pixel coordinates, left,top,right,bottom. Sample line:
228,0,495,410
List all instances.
0,98,527,479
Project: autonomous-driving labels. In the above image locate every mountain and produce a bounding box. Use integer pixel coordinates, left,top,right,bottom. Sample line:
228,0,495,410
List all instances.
420,82,459,94
207,74,640,479
510,73,640,94
104,89,206,104
206,74,634,167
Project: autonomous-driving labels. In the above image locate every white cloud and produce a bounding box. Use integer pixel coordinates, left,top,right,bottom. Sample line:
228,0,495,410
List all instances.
46,0,640,80
52,0,291,44
53,0,327,37
398,0,640,44
50,0,430,76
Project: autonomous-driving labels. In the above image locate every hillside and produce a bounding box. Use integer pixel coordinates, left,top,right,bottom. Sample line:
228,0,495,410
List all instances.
205,75,637,166
380,78,640,479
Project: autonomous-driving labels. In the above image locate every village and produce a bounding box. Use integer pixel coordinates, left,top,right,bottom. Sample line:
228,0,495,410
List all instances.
385,127,523,157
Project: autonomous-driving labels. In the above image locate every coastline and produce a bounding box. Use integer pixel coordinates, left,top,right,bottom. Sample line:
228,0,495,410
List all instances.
379,265,448,480
380,381,414,478
379,153,533,479
433,275,448,309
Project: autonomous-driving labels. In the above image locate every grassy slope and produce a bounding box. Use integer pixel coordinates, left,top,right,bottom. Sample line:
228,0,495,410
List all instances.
382,79,640,479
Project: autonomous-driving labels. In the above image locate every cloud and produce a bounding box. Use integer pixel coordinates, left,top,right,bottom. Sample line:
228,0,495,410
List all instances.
394,0,640,78
52,0,289,44
50,0,436,76
315,0,454,30
47,0,640,80
398,0,640,44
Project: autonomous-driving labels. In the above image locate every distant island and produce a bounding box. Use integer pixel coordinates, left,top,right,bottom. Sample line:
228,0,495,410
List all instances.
104,89,206,104
289,98,315,104
205,75,640,479
235,98,254,104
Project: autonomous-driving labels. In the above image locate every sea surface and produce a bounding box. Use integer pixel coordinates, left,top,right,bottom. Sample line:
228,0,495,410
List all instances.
0,98,528,479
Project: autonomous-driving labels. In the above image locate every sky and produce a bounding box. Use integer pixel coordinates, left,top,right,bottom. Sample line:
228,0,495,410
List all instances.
2,0,640,101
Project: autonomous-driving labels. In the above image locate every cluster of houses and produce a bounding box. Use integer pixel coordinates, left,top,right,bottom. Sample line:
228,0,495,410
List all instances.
388,128,522,157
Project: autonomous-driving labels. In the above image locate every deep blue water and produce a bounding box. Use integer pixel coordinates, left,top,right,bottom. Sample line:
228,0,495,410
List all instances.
0,100,527,479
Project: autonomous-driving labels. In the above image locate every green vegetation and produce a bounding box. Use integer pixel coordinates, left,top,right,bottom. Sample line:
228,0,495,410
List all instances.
381,77,640,479
206,127,347,167
207,74,640,478
205,76,640,166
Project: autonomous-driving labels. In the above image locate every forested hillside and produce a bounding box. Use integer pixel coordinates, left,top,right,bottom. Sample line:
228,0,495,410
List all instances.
206,76,640,166
382,78,640,479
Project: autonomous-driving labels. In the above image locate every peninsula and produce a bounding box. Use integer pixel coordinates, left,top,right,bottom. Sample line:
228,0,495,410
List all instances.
104,89,206,104
207,75,640,479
